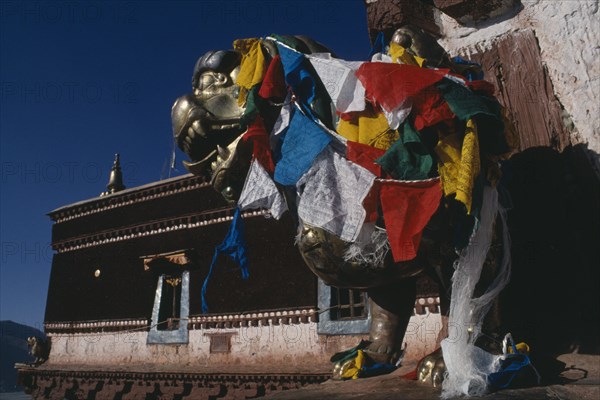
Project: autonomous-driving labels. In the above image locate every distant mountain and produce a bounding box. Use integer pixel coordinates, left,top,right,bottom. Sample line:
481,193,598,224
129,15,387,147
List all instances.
0,321,45,393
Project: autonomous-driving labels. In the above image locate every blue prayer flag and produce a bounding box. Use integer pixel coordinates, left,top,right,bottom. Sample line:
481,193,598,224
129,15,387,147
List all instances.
277,44,316,104
274,108,332,186
201,207,249,314
367,32,386,59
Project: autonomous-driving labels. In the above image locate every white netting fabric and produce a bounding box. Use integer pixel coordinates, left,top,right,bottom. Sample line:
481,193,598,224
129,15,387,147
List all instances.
441,186,512,398
343,223,390,269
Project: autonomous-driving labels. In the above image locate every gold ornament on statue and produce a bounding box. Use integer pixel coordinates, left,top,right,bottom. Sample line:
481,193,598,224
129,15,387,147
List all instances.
165,277,181,287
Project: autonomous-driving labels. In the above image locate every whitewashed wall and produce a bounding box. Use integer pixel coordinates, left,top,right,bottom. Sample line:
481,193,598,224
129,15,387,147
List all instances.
438,0,599,156
47,312,442,367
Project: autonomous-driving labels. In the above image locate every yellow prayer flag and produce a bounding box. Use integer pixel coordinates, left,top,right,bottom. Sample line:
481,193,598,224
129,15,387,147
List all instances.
336,111,397,150
233,38,267,106
435,119,480,214
389,42,426,67
340,349,366,380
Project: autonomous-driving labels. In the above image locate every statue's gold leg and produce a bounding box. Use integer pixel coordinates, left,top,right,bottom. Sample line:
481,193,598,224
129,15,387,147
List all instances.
365,278,417,364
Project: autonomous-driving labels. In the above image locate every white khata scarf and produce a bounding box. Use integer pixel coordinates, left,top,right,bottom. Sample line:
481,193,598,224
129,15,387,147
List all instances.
441,186,512,398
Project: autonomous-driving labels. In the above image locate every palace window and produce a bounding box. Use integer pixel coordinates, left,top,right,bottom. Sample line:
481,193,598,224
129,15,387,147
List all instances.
144,251,192,344
157,274,183,331
317,280,371,334
329,287,368,321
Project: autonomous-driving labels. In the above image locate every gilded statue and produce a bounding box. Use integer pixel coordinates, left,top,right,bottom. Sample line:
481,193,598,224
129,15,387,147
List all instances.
171,28,509,382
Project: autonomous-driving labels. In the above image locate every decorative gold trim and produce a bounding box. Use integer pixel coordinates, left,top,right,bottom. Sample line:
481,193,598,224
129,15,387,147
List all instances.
142,250,192,270
165,277,182,287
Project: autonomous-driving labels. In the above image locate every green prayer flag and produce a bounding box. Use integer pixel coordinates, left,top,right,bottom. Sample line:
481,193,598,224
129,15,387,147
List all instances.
437,79,509,155
376,121,433,180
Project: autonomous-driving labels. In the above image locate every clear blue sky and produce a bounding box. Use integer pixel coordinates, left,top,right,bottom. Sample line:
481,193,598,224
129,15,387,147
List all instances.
0,0,371,329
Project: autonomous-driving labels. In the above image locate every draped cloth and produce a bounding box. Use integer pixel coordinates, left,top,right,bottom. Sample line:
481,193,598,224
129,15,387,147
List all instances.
297,147,376,243
437,79,509,155
437,78,499,121
258,54,287,99
243,116,275,174
411,86,455,131
346,141,386,177
367,32,386,60
274,108,332,186
379,178,442,262
441,186,512,398
376,121,434,180
277,43,317,104
270,93,293,142
238,159,288,220
201,208,249,313
382,102,412,131
234,38,267,106
388,42,426,67
356,63,449,113
435,119,481,214
270,92,293,161
307,54,365,113
336,109,398,150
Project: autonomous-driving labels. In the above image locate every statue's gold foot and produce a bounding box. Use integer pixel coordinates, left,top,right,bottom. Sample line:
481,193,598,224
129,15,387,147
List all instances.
364,342,402,365
417,348,446,387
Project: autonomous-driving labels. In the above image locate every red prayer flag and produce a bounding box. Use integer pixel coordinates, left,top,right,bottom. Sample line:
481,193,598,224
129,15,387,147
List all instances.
338,111,358,122
356,63,449,112
411,86,455,131
242,116,275,174
466,80,496,97
258,55,287,99
362,181,380,223
346,140,387,177
379,179,442,262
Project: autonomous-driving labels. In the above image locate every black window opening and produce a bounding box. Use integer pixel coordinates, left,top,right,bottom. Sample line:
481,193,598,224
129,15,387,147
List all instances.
157,274,182,331
329,288,368,320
